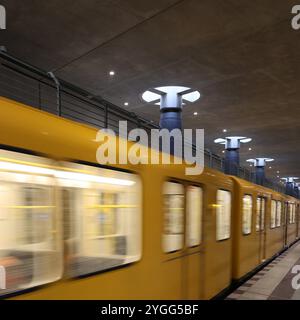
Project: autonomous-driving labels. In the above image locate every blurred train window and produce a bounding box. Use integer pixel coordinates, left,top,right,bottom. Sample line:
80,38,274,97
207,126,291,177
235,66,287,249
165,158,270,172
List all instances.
163,182,184,252
289,203,296,224
57,162,142,277
242,195,253,235
293,204,296,223
270,200,277,228
216,190,231,241
288,203,292,224
276,201,282,227
186,186,203,247
256,197,266,231
0,149,62,297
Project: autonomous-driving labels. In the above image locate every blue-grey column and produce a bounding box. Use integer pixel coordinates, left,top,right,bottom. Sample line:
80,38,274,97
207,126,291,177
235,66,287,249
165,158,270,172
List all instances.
293,185,299,198
159,87,183,131
159,108,182,130
248,158,273,186
158,88,184,156
255,166,265,186
159,108,182,156
286,182,294,196
224,148,239,176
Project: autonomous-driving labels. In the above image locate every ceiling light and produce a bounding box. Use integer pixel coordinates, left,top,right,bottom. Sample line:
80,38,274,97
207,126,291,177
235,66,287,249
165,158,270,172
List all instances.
193,112,198,116
248,147,252,151
223,129,227,133
214,136,252,149
239,138,252,143
269,166,272,169
141,86,200,105
124,102,129,106
109,71,115,76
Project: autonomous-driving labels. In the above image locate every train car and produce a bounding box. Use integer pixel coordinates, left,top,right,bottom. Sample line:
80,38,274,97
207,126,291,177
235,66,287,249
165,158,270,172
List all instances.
284,196,298,246
230,177,270,280
265,191,286,260
297,201,300,239
0,96,299,300
230,177,298,281
0,97,234,300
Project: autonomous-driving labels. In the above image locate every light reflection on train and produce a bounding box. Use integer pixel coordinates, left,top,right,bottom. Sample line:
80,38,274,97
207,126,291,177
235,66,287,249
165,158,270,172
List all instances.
0,150,141,296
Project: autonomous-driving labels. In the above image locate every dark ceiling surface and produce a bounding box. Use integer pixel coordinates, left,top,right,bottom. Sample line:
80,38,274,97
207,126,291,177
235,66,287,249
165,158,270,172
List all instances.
1,0,300,181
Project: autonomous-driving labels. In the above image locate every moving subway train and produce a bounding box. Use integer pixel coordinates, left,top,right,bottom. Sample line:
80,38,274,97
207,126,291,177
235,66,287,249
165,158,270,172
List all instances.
0,97,299,299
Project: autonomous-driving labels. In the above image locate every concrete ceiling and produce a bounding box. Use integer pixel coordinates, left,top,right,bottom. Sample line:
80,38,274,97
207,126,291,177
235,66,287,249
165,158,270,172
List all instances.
1,0,300,181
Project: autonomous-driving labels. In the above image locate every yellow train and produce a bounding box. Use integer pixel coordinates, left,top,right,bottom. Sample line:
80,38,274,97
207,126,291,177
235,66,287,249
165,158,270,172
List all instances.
0,97,299,300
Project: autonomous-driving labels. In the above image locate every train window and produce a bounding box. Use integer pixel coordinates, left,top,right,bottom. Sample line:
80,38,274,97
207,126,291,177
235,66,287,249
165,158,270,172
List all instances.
261,198,266,230
186,186,203,247
0,149,62,297
242,195,252,235
256,198,261,232
216,190,231,241
288,203,295,224
276,201,282,227
293,204,296,223
291,204,296,224
256,197,265,231
163,182,184,252
57,162,142,277
270,200,277,229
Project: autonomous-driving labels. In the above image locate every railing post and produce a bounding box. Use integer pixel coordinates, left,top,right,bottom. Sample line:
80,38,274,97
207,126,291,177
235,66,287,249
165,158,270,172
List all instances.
48,71,61,116
38,81,42,110
209,151,213,168
104,103,108,128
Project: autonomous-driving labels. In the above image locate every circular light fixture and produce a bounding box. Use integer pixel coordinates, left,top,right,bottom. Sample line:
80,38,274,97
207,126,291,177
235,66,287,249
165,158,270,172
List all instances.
248,147,252,151
109,71,115,76
141,86,200,106
193,112,198,116
124,102,129,106
223,129,227,133
246,158,274,167
214,136,252,149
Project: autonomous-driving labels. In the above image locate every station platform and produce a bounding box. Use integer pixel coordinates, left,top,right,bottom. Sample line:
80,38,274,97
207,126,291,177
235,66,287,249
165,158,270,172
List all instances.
226,241,300,300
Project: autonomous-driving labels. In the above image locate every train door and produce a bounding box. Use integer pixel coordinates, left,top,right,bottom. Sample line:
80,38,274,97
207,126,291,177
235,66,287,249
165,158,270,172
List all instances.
296,204,300,239
184,185,203,299
283,202,288,247
163,182,203,300
257,197,266,262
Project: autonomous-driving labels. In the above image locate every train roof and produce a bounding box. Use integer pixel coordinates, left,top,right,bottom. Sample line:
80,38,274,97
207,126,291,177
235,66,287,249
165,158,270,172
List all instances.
230,175,298,201
0,96,232,186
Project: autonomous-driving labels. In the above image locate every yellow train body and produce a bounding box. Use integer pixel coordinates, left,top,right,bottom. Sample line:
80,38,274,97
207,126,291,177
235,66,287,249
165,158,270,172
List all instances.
0,97,299,300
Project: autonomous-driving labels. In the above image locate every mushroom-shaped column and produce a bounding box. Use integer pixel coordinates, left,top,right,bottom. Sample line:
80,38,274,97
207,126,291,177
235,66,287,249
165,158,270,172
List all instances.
281,177,299,196
214,136,252,176
141,86,200,131
246,158,274,186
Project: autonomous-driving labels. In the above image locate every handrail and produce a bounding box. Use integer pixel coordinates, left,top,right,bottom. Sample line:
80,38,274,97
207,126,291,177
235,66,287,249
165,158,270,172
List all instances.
0,49,286,194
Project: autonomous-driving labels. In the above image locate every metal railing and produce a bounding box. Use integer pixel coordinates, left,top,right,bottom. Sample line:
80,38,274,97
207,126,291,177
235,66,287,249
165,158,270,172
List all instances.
0,49,285,194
